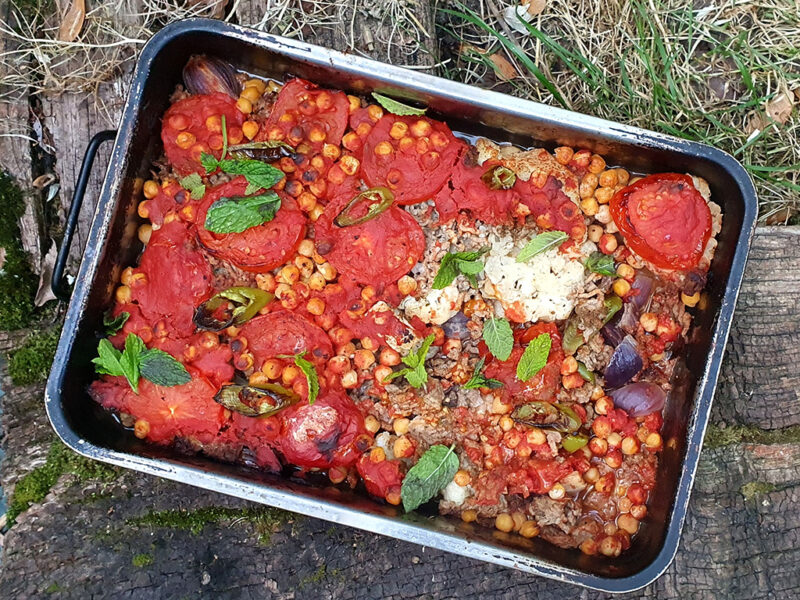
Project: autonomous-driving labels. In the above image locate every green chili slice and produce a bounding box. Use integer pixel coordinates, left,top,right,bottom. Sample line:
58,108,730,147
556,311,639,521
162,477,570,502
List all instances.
562,320,583,353
480,165,516,190
562,434,589,453
194,286,273,331
214,383,299,417
511,401,582,433
334,187,394,227
577,361,595,383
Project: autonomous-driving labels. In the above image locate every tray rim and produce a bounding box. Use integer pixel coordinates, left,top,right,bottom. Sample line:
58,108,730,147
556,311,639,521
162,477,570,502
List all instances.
44,17,759,594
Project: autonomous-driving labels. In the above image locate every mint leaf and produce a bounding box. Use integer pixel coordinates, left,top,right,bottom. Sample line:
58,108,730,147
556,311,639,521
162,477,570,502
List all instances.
585,252,617,277
482,317,513,361
204,192,281,234
387,334,435,388
372,92,427,116
103,311,129,336
140,348,191,387
200,152,219,173
401,444,459,512
92,339,125,377
432,248,489,290
516,333,552,382
516,231,568,263
294,353,320,405
216,159,284,191
179,173,206,200
603,295,623,324
120,334,145,392
463,357,502,390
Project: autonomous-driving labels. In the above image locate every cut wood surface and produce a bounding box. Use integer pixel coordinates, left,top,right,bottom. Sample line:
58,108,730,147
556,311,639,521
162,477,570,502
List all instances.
1,4,799,599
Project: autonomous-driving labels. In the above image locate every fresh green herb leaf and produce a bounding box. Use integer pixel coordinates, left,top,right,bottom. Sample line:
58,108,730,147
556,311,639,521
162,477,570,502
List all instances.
204,192,281,234
516,333,552,382
400,444,459,512
585,252,617,277
603,295,623,324
139,348,191,387
200,152,219,173
103,311,129,336
220,114,228,160
576,361,595,383
516,231,568,263
92,334,145,392
482,317,513,361
294,353,320,405
463,357,502,390
432,248,489,289
216,159,285,192
179,173,206,200
372,92,427,116
385,334,435,388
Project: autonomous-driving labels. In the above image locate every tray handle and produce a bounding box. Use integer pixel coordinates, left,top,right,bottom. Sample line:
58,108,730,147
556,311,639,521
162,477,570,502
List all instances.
52,130,117,302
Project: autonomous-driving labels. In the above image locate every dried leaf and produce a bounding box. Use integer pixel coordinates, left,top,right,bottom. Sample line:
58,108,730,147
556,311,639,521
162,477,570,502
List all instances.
503,5,535,35
57,0,86,43
488,52,520,81
35,241,58,307
523,0,547,16
745,113,767,136
765,92,794,125
765,207,796,225
32,173,56,189
794,87,800,102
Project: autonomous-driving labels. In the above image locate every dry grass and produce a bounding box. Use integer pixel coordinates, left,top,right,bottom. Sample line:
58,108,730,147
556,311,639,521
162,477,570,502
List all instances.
438,0,800,222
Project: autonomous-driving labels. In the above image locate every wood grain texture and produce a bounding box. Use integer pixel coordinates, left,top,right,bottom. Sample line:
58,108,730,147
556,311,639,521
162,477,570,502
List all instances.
713,227,800,430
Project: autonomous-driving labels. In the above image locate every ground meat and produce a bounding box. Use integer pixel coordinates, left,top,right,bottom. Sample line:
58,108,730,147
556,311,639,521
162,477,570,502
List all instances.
526,496,581,532
203,253,258,289
576,334,613,372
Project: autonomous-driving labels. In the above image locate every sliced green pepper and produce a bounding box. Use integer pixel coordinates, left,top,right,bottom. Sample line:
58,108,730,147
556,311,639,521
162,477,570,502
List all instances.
194,287,273,331
562,434,589,453
214,383,299,417
480,165,516,190
511,402,582,433
334,187,394,227
603,295,623,324
577,361,595,383
562,320,584,353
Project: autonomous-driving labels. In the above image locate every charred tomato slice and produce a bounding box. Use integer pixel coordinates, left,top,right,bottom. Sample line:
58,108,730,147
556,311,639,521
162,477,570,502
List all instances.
196,177,306,272
161,92,245,175
610,173,712,270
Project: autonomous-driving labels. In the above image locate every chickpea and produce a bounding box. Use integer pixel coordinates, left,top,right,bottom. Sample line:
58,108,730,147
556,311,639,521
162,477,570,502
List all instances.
588,438,608,457
554,146,574,165
397,275,417,296
598,169,618,188
617,514,639,535
616,263,635,281
607,432,622,448
526,428,546,446
587,224,603,243
495,513,514,533
380,347,401,367
548,483,566,500
143,180,160,199
115,285,132,304
393,435,414,458
393,417,410,436
579,173,599,199
318,262,337,281
621,436,640,455
600,536,622,557
639,312,658,333
580,197,599,217
365,415,382,434
595,187,614,205
499,415,514,432
604,450,623,469
353,349,376,370
236,97,253,114
137,224,152,244
454,469,471,487
341,369,359,388
461,509,478,523
373,365,393,385
306,297,326,316
598,233,618,254
369,447,386,462
682,292,701,307
588,154,607,174
133,419,150,439
583,467,600,483
630,504,647,520
645,432,663,449
328,355,351,375
519,520,540,538
612,278,631,297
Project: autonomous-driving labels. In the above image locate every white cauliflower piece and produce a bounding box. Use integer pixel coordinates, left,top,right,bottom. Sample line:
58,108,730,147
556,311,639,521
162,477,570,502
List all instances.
400,284,462,326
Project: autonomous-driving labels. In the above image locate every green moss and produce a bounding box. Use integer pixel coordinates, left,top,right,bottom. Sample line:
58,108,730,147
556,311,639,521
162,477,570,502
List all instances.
6,440,118,525
740,481,777,501
44,583,63,594
0,171,37,330
704,424,800,449
132,553,154,568
7,328,60,385
299,565,327,588
127,506,292,544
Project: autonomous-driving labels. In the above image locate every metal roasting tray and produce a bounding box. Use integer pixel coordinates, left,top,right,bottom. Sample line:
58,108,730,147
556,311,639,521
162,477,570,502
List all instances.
45,18,757,593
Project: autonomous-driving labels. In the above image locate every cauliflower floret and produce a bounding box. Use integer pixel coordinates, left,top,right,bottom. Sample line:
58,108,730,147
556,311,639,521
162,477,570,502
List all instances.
400,284,462,326
481,233,586,323
442,480,471,506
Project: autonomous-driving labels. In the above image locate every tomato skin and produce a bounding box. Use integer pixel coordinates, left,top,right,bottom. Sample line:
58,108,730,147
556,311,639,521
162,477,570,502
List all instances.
237,311,334,366
129,218,213,338
315,187,425,286
517,176,586,241
361,115,464,205
161,93,244,175
482,322,564,405
278,390,367,469
610,173,711,270
91,370,227,445
356,454,405,499
196,177,307,272
258,79,349,150
144,182,186,226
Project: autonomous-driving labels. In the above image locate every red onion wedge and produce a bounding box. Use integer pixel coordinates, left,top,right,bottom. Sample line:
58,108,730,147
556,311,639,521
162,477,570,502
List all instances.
610,382,666,417
604,335,643,388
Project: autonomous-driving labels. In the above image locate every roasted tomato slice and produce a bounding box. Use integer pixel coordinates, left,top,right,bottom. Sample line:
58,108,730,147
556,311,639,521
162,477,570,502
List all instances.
237,311,334,365
142,181,188,226
361,115,463,205
196,177,306,272
91,371,226,445
315,187,425,286
517,176,586,241
610,173,712,270
257,78,350,150
482,322,564,405
161,92,245,175
129,218,213,337
278,390,367,469
443,154,519,225
356,454,404,501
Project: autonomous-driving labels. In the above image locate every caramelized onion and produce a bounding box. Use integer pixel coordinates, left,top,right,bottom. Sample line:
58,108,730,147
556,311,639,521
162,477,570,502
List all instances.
603,335,643,388
183,55,239,98
610,382,666,417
